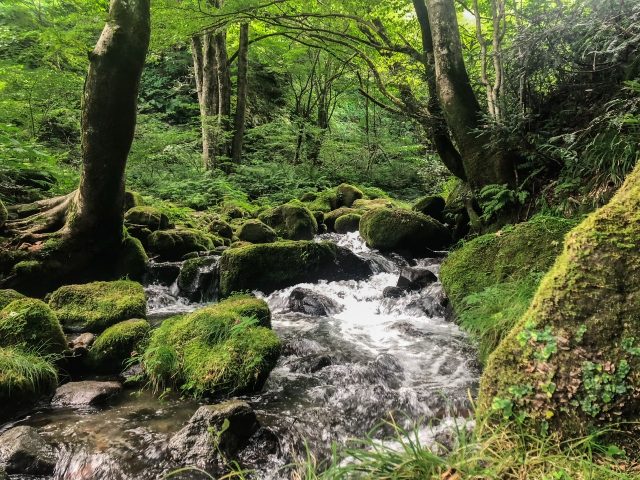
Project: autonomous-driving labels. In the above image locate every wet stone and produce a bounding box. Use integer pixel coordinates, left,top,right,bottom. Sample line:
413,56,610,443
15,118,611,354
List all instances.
288,288,342,316
52,381,122,408
383,286,406,298
287,354,333,373
0,426,56,476
396,267,438,291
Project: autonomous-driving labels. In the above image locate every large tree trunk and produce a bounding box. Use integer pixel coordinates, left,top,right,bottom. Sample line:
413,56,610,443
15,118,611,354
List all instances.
425,0,516,188
1,0,150,295
231,23,249,164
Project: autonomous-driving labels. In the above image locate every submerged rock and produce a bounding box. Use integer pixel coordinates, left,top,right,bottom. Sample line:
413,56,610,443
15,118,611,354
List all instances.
0,426,55,476
168,400,259,470
397,267,438,291
383,286,406,298
52,380,122,407
288,288,342,316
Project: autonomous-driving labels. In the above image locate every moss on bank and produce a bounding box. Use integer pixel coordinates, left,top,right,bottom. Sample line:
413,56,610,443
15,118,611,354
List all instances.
48,280,147,333
88,319,150,373
142,295,280,397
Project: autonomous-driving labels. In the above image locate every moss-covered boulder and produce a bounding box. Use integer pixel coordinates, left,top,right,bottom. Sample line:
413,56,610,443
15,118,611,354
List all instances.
115,235,148,282
88,319,150,373
0,290,25,310
237,220,277,244
0,200,7,229
124,190,144,211
147,228,217,261
49,280,146,333
478,166,640,448
335,213,361,234
0,299,67,355
208,217,233,239
324,207,357,232
305,189,338,213
218,241,371,296
352,198,396,210
124,206,171,231
258,202,318,240
336,183,363,208
142,296,280,397
412,195,446,222
359,208,451,254
0,347,57,419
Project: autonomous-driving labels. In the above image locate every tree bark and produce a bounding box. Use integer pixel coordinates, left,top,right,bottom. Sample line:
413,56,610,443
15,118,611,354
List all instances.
425,0,516,188
231,23,250,164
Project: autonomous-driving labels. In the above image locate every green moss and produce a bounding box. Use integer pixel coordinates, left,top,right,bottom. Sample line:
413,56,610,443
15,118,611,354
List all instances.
0,347,58,409
12,260,44,278
218,241,338,297
478,165,640,447
0,289,25,310
441,215,577,312
147,228,216,260
0,298,67,355
0,200,7,229
124,190,144,210
237,219,277,244
116,235,148,281
358,186,390,199
208,217,233,239
359,208,451,254
352,198,396,210
335,213,361,234
49,280,147,333
336,183,364,208
124,206,171,231
143,295,279,397
258,201,318,240
324,207,357,231
305,189,339,213
88,319,150,373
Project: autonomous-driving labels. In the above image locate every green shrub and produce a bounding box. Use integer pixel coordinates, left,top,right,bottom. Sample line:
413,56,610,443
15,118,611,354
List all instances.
0,347,58,410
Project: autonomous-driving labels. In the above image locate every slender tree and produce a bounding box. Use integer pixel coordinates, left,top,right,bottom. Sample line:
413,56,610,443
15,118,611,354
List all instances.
231,22,250,163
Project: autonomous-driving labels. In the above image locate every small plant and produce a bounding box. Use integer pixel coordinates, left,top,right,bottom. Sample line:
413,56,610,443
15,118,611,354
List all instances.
478,183,529,222
517,321,558,361
579,360,630,417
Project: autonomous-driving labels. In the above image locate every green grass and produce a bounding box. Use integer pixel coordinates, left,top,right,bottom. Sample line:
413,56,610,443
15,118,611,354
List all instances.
0,346,58,404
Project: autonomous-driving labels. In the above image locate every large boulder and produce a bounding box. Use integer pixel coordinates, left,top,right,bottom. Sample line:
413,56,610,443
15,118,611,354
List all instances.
335,213,361,234
478,166,640,449
259,202,318,240
124,206,171,231
0,347,57,420
52,380,122,407
48,280,146,333
412,195,446,222
359,208,451,255
142,296,280,397
324,207,357,232
87,319,150,373
218,241,372,297
0,289,25,310
147,228,217,261
0,299,66,355
237,220,277,244
0,426,55,476
208,217,233,239
336,183,364,208
168,400,259,470
396,267,438,291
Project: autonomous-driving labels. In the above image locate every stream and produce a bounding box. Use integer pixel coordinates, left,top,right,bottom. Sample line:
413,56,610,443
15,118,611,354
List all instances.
2,232,479,479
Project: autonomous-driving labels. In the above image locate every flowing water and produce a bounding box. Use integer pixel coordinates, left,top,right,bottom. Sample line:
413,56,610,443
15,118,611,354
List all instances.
2,233,479,479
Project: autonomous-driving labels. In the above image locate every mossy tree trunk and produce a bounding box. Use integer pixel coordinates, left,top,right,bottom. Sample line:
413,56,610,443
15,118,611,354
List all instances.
2,0,150,294
231,23,249,164
479,163,640,447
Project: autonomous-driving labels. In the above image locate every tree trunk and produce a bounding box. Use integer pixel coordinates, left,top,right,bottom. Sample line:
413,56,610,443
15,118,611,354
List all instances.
231,23,249,164
425,0,516,188
2,0,150,295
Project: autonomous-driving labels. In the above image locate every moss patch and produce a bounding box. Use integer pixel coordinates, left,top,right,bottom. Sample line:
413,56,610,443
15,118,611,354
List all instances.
218,241,338,296
237,219,277,244
208,217,233,239
335,213,361,234
336,183,364,208
49,280,147,333
359,208,451,254
88,319,150,373
142,295,280,397
0,299,66,355
0,289,25,310
124,206,171,231
147,228,217,261
258,201,318,240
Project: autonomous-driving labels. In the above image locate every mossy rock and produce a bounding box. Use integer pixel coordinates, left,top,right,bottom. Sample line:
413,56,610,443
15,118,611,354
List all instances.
336,183,363,208
124,190,144,211
478,165,640,448
335,214,361,234
116,235,148,282
304,189,338,213
219,241,338,297
125,206,171,231
0,289,25,310
258,201,318,240
412,195,446,222
208,217,233,239
0,299,67,355
352,198,396,210
237,220,277,244
440,215,577,312
142,295,280,397
88,319,150,373
0,200,7,229
49,280,147,333
359,208,451,254
147,228,217,261
324,207,357,232
0,347,57,419
300,192,317,202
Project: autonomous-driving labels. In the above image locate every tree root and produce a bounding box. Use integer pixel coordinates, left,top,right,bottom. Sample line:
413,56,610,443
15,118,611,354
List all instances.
6,192,75,245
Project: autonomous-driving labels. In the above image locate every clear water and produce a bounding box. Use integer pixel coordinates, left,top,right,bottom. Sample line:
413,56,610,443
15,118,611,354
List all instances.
2,233,479,479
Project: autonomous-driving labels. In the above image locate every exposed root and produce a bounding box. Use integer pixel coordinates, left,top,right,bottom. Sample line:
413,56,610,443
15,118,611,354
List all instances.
6,192,75,241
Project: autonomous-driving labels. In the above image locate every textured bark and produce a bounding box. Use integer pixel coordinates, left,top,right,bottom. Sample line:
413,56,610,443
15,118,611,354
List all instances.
425,0,516,188
231,23,249,164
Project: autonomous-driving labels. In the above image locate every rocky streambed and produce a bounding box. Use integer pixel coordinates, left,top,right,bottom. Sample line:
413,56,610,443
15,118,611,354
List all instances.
0,233,479,479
